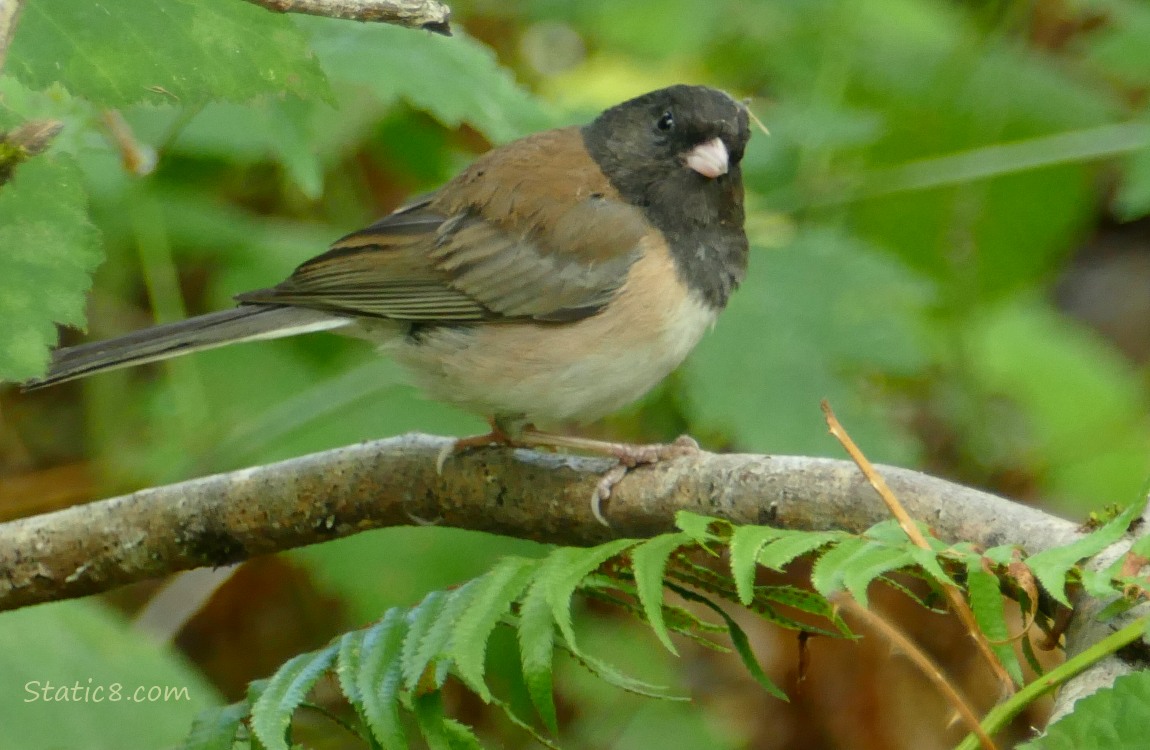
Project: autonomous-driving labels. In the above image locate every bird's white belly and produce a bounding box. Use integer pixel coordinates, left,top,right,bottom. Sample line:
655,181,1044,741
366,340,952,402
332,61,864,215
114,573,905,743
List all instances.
386,247,718,426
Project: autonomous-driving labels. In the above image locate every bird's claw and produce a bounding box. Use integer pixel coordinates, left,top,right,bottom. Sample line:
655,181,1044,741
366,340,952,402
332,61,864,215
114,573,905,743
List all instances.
591,434,702,526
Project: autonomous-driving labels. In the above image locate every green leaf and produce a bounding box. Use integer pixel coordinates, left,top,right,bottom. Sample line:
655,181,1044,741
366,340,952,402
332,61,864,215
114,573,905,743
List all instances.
841,544,916,607
251,645,338,750
356,609,410,750
448,557,539,701
443,719,484,750
517,573,559,734
0,153,101,382
336,630,368,718
966,562,1024,685
729,525,786,604
667,583,788,700
675,510,729,544
412,693,452,750
181,702,248,750
400,590,449,692
908,545,956,587
811,537,869,597
9,0,330,106
542,539,639,653
759,586,852,636
1021,671,1150,750
1026,498,1146,606
758,531,849,572
299,17,550,144
631,533,693,654
0,600,220,750
400,580,480,697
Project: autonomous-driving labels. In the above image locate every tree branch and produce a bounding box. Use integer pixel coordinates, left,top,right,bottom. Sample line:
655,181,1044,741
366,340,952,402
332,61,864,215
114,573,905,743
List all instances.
0,433,1080,613
1050,498,1150,724
0,0,25,71
241,0,451,35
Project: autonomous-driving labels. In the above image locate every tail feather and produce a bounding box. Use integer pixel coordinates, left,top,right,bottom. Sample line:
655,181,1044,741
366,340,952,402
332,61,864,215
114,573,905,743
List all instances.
25,305,350,389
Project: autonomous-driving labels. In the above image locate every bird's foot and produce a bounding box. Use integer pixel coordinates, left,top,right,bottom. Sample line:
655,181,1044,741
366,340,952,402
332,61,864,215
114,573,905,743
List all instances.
517,431,701,526
435,421,518,474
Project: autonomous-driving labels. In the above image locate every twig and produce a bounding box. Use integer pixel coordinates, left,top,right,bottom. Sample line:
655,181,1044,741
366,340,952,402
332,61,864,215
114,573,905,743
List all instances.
0,433,1081,613
241,0,451,34
834,595,998,750
821,400,1017,694
0,0,25,70
100,110,157,176
0,119,64,185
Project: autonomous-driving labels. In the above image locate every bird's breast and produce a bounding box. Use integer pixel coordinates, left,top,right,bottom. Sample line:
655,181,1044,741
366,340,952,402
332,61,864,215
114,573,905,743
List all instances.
390,237,718,426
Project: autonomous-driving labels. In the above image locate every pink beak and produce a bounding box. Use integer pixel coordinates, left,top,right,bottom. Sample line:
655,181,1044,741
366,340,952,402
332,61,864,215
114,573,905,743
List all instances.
685,137,729,178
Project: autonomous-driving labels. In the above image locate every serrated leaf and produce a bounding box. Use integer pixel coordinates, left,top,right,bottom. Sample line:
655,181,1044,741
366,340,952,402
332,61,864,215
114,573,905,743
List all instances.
543,539,639,653
729,526,786,604
675,511,729,544
667,583,788,700
631,533,693,655
908,545,956,587
336,630,368,718
1027,499,1146,606
412,693,451,750
443,719,484,750
1096,596,1138,622
810,537,868,596
517,573,559,734
563,642,684,700
758,531,848,572
861,519,913,544
1022,671,1150,750
356,609,409,750
400,590,449,692
0,153,101,382
401,580,480,697
180,702,248,750
966,562,1024,685
251,645,338,750
300,17,550,144
841,544,915,607
984,545,1021,566
9,0,330,106
759,585,852,636
1080,555,1128,600
448,557,539,701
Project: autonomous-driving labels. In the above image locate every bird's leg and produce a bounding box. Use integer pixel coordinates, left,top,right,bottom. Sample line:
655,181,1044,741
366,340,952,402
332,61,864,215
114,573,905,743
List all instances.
516,429,701,526
435,418,519,473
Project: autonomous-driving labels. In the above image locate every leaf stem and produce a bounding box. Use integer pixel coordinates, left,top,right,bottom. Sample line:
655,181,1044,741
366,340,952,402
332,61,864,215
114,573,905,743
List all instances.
822,400,1017,693
954,616,1149,750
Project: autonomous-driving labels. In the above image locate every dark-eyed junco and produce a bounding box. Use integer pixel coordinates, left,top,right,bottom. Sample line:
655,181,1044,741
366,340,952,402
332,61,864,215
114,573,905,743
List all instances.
28,84,752,522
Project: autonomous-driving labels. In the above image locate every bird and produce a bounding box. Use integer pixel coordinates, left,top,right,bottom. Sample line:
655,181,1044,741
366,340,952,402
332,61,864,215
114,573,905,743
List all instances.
27,84,753,524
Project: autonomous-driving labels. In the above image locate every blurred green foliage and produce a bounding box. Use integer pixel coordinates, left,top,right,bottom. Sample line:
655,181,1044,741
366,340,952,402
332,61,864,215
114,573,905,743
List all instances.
2,0,1150,746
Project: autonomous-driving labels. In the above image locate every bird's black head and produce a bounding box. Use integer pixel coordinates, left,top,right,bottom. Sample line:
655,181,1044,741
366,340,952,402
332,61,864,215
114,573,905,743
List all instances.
582,84,752,310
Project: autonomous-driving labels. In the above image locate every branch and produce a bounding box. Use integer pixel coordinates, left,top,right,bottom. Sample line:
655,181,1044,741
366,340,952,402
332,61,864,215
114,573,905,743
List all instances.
241,0,451,34
0,0,24,70
1049,499,1150,723
0,433,1080,613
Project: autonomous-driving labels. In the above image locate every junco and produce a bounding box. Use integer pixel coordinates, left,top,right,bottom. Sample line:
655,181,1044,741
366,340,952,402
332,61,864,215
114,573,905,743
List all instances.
28,84,752,523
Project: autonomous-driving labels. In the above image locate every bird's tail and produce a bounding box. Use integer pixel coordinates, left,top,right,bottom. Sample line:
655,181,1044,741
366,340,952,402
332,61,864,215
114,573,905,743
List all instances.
25,305,350,389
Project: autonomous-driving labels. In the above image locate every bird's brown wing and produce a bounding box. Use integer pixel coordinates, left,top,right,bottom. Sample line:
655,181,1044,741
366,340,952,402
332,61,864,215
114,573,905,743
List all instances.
237,128,650,323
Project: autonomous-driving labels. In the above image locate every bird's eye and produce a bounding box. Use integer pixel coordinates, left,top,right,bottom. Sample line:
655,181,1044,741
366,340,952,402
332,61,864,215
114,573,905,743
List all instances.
656,111,675,131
